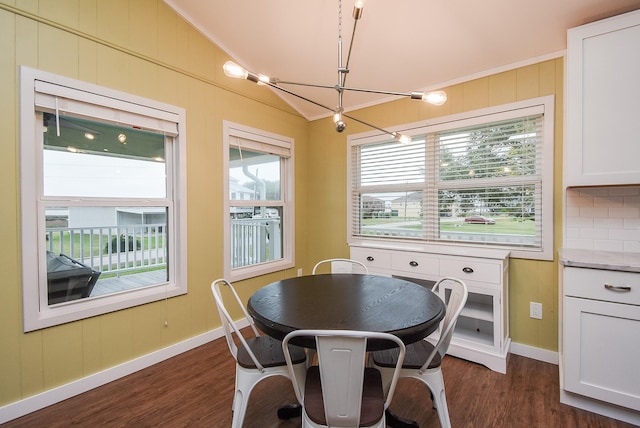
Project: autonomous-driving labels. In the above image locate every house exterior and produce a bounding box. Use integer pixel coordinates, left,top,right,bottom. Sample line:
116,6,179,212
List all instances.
0,0,578,422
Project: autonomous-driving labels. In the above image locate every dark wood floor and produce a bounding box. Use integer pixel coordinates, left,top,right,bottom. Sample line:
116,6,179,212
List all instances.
3,335,636,428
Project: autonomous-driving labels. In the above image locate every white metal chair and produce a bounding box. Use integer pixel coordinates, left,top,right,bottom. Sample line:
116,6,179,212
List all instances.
211,279,307,428
370,277,468,428
283,329,405,428
312,258,369,275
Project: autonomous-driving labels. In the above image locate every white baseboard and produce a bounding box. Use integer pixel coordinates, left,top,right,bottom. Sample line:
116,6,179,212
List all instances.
510,341,559,365
0,327,554,425
0,321,251,425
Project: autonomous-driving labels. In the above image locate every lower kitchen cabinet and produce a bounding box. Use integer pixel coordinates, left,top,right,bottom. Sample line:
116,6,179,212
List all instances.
560,262,640,425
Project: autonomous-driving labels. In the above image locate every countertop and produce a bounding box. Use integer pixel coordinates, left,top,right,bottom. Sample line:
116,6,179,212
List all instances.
559,248,640,273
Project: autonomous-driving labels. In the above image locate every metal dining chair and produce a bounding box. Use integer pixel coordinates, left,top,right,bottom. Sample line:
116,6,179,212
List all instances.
211,278,307,428
370,277,468,428
312,258,369,275
282,329,405,428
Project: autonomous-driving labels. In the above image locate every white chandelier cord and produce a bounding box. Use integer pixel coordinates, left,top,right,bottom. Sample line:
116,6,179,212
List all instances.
222,0,447,143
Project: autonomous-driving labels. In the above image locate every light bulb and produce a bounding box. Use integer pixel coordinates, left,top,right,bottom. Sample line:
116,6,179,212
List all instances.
333,112,347,132
422,91,447,106
223,61,249,79
393,133,412,144
353,0,365,18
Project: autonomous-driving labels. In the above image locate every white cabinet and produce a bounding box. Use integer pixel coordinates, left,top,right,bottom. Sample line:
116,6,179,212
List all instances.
560,266,640,424
565,9,640,186
351,246,510,373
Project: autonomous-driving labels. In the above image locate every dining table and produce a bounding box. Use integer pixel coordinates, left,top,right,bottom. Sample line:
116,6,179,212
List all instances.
247,273,446,428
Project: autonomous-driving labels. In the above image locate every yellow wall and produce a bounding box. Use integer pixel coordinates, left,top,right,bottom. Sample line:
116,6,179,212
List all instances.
0,0,563,411
307,59,564,352
0,0,309,407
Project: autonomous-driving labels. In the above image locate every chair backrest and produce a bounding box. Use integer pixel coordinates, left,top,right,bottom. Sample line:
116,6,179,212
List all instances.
420,277,468,373
283,329,405,427
312,258,369,275
211,278,264,371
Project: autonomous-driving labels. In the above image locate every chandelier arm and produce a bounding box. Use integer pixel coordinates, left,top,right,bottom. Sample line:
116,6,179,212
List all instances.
271,81,423,99
341,17,359,88
276,81,338,90
264,82,336,113
340,86,416,97
341,111,400,139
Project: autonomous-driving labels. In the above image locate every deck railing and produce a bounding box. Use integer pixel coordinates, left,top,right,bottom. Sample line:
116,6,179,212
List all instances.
46,219,280,277
230,218,281,268
45,224,167,276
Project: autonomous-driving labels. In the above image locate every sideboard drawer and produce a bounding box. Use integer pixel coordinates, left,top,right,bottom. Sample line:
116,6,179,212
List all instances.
350,247,391,271
440,257,501,285
391,252,439,276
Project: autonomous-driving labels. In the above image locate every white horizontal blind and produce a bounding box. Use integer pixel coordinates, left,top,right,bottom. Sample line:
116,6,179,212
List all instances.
430,114,544,247
350,99,551,254
34,80,180,136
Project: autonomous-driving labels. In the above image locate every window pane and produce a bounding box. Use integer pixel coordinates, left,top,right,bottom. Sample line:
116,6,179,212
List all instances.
229,148,281,201
354,192,424,239
437,187,538,247
43,113,166,198
438,117,539,181
45,206,168,305
229,206,283,268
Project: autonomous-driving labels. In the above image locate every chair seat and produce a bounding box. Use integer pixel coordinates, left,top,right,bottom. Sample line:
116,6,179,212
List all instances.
371,339,442,370
237,335,307,369
303,366,385,427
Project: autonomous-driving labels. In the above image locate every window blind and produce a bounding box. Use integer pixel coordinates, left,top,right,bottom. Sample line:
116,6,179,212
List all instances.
348,97,553,257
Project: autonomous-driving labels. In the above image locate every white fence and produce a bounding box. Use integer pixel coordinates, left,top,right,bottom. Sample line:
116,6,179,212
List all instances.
45,224,167,276
46,219,281,276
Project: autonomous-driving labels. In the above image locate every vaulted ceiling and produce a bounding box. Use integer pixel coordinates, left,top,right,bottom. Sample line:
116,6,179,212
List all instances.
164,0,640,120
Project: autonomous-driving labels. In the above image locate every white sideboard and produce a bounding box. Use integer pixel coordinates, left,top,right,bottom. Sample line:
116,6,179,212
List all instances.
565,9,640,187
559,249,640,425
351,245,510,373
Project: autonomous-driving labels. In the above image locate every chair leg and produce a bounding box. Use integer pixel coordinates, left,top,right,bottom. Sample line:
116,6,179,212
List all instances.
232,367,263,428
422,371,451,428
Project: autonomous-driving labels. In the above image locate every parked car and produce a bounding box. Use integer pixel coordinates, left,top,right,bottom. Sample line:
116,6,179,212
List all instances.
464,215,496,224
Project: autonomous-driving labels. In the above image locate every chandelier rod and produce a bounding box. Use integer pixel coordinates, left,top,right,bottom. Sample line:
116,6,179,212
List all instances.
260,79,408,142
274,80,426,99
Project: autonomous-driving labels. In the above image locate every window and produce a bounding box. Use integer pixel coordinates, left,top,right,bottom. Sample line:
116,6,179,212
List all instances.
223,121,295,281
348,96,554,260
20,67,187,331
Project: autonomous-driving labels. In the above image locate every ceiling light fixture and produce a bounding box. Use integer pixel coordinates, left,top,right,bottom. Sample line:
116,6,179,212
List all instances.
223,0,447,143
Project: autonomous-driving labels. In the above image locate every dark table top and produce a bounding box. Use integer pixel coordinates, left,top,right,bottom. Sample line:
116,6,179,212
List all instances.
248,274,446,350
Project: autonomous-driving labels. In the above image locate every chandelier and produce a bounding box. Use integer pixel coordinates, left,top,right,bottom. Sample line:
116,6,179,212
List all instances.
222,0,447,143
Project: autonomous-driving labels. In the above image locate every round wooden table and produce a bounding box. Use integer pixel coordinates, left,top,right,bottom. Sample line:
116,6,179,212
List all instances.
248,274,446,351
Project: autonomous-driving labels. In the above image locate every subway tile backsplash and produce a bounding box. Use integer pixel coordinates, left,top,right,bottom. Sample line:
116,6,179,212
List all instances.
565,186,640,253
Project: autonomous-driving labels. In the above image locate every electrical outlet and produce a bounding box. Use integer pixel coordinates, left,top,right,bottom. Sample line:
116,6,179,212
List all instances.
530,302,542,320
297,268,302,277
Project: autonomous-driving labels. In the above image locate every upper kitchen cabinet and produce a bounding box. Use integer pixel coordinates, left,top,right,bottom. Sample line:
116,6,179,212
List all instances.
565,10,640,187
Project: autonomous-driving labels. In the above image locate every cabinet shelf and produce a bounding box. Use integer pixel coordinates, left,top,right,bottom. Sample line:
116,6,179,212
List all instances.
453,323,494,347
460,297,493,322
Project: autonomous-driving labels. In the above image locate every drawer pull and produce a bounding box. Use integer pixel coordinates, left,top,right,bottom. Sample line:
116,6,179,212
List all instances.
604,283,631,292
366,256,374,262
409,261,419,267
462,267,474,274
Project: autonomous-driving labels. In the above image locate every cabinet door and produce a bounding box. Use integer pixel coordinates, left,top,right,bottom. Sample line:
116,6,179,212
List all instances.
565,10,640,186
564,296,640,411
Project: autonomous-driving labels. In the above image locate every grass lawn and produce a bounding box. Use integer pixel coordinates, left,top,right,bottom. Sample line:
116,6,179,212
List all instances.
363,217,535,235
440,218,535,235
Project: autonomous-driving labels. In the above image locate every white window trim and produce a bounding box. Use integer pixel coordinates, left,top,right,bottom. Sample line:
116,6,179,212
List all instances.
20,66,188,332
222,121,295,281
347,96,554,261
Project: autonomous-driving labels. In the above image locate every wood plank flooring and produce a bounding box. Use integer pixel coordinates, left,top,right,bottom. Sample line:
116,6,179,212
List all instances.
3,336,636,428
